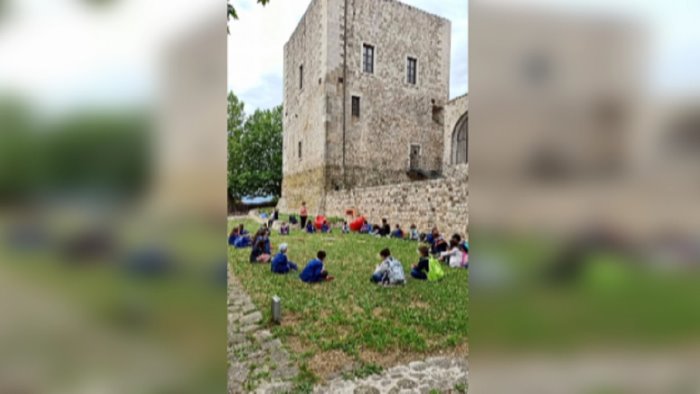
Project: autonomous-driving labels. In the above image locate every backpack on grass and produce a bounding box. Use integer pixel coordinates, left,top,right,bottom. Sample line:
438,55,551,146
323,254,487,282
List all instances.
427,256,445,281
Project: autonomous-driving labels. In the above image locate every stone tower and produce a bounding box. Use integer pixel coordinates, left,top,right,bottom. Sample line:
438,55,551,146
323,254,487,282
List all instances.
278,0,452,215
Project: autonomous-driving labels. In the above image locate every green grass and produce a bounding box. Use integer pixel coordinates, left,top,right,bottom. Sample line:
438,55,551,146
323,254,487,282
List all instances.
228,219,468,379
472,233,700,351
0,218,226,393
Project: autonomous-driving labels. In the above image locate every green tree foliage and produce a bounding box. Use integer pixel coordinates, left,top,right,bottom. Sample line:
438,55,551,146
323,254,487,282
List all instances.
0,97,149,203
227,92,283,201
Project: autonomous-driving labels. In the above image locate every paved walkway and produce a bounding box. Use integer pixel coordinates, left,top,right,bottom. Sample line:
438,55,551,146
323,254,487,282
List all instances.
227,274,299,393
313,357,468,394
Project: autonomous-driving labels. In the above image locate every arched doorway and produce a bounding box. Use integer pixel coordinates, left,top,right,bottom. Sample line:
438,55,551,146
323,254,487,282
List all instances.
452,112,468,165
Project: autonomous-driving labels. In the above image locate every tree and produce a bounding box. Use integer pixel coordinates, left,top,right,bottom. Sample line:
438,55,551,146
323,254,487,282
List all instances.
227,92,283,202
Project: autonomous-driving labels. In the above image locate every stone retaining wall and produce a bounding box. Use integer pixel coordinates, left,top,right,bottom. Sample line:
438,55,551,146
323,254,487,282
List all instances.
324,171,468,237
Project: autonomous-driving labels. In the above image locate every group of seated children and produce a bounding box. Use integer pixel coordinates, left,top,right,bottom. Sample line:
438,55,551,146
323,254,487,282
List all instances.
228,224,252,248
439,233,469,268
269,244,334,283
305,219,332,234
356,218,420,242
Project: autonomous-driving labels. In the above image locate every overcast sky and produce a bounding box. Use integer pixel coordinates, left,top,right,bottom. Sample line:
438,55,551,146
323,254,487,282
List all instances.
0,0,697,115
228,0,469,114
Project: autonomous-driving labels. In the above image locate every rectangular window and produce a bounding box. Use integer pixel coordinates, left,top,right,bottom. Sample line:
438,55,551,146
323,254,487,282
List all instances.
407,57,417,84
362,44,374,74
298,141,302,160
352,96,360,117
299,65,303,89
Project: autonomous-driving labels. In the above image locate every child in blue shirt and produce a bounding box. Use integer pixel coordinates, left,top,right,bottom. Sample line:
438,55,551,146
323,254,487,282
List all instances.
391,224,404,239
271,243,298,274
321,220,331,233
360,222,372,234
305,221,316,234
299,250,334,283
409,224,420,241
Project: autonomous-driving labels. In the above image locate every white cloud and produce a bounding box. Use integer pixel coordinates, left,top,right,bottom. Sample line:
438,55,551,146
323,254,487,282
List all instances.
0,0,221,114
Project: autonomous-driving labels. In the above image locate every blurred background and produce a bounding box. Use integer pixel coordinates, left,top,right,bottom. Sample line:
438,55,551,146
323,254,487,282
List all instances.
0,0,226,393
3,0,700,392
470,0,700,393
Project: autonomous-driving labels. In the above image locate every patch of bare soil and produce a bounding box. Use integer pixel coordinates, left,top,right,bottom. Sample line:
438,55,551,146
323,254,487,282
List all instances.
359,349,416,369
309,350,355,378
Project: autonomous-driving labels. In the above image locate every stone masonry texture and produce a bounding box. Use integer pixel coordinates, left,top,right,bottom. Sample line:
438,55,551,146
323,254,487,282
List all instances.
325,165,468,238
279,0,453,214
278,0,467,238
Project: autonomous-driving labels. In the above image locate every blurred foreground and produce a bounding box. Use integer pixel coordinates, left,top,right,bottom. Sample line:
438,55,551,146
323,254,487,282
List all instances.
470,1,700,393
0,0,226,392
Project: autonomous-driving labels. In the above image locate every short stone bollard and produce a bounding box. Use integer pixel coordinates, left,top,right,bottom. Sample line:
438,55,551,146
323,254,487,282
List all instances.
271,295,282,324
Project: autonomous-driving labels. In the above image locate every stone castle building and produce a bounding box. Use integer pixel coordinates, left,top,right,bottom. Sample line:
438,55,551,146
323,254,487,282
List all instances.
277,0,468,235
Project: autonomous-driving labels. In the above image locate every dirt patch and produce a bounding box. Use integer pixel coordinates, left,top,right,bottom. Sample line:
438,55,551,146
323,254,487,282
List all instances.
285,336,309,355
359,349,415,369
347,304,364,316
280,312,303,327
371,307,385,318
309,350,355,378
410,301,430,309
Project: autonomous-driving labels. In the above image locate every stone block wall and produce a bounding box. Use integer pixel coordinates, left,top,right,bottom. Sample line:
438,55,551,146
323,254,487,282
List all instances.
324,169,468,238
280,0,452,214
280,0,329,214
444,94,469,168
335,0,451,189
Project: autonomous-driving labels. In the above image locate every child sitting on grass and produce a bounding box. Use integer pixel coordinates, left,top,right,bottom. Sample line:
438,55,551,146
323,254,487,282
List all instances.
279,222,290,235
321,220,331,233
379,218,391,237
409,224,420,241
228,226,240,246
411,245,431,280
391,224,405,239
305,220,316,234
300,250,334,283
342,221,350,234
440,238,468,268
370,248,406,285
429,228,448,255
271,243,298,274
249,230,271,263
360,221,372,234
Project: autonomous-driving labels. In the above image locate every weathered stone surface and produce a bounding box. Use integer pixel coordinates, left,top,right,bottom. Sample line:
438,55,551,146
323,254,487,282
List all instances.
397,378,417,389
313,355,468,393
353,385,381,394
228,274,298,393
240,311,263,326
324,171,468,236
279,0,463,217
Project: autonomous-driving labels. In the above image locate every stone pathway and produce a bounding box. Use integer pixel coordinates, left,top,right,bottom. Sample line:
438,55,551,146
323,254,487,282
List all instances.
313,357,468,394
227,274,299,393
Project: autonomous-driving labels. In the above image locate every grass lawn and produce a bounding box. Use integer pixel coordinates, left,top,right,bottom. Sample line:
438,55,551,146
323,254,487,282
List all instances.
0,217,226,393
472,233,700,351
228,219,469,382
